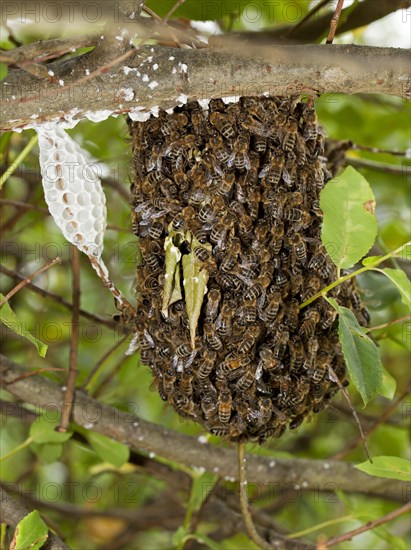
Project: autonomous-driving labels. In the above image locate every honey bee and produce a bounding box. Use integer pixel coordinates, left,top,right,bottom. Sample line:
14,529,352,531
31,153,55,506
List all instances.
148,220,164,239
273,270,288,290
210,219,229,248
209,111,236,139
176,343,194,357
266,191,287,220
254,219,269,244
159,178,178,197
173,394,196,418
235,369,255,392
218,386,233,423
273,325,289,360
253,135,267,153
300,309,320,338
209,134,231,164
238,325,260,355
294,134,307,167
216,172,235,196
288,336,305,371
258,348,283,373
259,149,285,186
204,321,223,351
201,393,218,420
228,134,251,170
180,369,194,396
302,276,322,301
264,291,281,323
142,275,160,291
191,109,206,134
238,300,258,325
215,302,234,337
283,300,299,332
290,271,303,295
269,220,284,255
303,103,318,141
283,207,302,222
246,397,273,429
308,245,327,270
198,202,215,224
162,367,177,395
192,222,208,244
288,233,307,266
144,166,165,185
208,98,226,112
205,288,222,321
161,112,189,135
242,186,259,219
193,246,211,263
281,116,298,152
146,140,163,172
319,306,337,329
197,350,217,380
310,352,330,382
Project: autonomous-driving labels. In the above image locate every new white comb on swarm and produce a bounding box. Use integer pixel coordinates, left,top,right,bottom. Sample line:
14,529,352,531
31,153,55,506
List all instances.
37,126,107,260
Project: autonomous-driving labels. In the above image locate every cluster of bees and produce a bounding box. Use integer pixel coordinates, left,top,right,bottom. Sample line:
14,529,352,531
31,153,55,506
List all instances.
126,96,368,442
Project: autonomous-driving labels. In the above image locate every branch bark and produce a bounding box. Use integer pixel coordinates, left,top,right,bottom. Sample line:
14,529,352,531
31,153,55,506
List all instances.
1,43,409,132
0,354,407,503
0,486,69,550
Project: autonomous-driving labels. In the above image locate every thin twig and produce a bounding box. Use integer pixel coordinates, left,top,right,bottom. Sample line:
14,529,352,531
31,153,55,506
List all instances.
326,0,345,44
324,502,411,548
163,0,186,24
330,380,411,460
238,442,275,550
286,0,333,38
0,257,61,309
0,135,38,189
0,198,48,213
328,366,372,462
80,335,128,391
4,368,65,386
346,157,411,176
0,264,117,330
58,246,80,432
366,314,411,333
0,354,406,503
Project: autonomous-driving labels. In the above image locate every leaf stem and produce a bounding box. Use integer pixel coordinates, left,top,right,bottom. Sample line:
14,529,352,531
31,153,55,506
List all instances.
0,436,33,462
300,242,410,309
0,134,38,189
287,514,353,539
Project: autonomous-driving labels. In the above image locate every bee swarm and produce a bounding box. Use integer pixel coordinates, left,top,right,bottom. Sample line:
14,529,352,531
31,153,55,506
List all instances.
127,96,368,443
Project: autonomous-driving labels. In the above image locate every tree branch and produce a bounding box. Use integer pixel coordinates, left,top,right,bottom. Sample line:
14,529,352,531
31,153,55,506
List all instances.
0,486,69,550
0,355,407,503
1,43,409,132
222,0,411,44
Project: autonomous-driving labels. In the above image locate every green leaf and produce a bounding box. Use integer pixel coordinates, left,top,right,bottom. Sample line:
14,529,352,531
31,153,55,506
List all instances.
320,166,377,270
172,526,187,547
30,443,63,464
189,472,219,515
162,231,182,317
0,63,8,82
78,429,130,467
362,255,382,267
11,510,48,550
0,294,48,357
182,234,211,348
30,412,73,444
355,456,411,482
379,368,396,400
328,298,383,406
374,268,411,310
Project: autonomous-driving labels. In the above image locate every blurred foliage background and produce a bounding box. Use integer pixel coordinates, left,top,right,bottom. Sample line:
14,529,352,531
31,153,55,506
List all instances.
0,1,410,549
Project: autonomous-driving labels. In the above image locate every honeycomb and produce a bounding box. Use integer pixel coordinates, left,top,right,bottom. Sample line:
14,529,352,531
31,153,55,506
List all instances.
38,126,106,260
126,96,369,443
